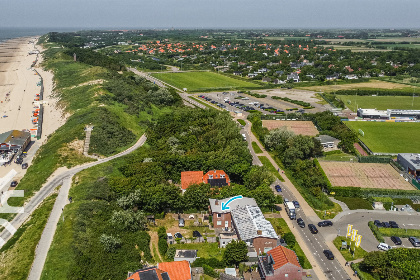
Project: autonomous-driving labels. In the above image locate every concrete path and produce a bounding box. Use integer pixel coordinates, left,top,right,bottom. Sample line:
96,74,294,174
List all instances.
0,134,147,248
329,197,350,212
27,176,72,280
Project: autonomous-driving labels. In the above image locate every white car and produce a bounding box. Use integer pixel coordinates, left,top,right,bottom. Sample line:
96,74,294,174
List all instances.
377,243,391,251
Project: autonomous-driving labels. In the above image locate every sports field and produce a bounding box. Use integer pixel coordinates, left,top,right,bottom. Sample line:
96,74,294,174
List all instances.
345,121,420,153
338,95,420,111
151,71,259,91
319,161,414,190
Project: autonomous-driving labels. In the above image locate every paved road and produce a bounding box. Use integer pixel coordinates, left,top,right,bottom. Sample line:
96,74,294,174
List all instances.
0,134,147,249
332,210,420,252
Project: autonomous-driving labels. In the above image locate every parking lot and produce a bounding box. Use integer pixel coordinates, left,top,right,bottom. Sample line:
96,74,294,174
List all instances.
196,91,307,116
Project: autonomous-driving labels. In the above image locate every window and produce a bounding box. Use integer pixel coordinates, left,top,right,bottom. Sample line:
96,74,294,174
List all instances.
284,274,288,277
220,174,225,178
209,175,213,179
217,221,222,226
217,213,222,218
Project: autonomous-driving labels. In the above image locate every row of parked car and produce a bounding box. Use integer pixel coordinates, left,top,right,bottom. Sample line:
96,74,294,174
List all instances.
374,220,399,228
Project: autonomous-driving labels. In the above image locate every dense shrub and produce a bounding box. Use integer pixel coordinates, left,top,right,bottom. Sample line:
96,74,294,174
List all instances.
203,264,220,278
192,258,225,269
368,221,384,243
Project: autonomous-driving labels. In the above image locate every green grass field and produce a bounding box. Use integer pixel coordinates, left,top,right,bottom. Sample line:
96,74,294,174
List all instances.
338,95,420,111
345,121,420,153
151,71,259,92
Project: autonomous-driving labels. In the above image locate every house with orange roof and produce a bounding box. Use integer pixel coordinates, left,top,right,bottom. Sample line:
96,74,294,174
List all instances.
180,171,203,191
126,261,192,280
258,245,305,280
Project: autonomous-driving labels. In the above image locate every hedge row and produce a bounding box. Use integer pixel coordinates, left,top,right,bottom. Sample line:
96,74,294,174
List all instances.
332,89,419,96
271,96,311,107
379,227,420,238
314,159,333,189
329,186,420,198
368,221,385,243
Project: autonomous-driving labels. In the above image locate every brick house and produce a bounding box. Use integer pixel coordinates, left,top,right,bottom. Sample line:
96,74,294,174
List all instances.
258,245,305,280
209,197,257,229
231,205,279,254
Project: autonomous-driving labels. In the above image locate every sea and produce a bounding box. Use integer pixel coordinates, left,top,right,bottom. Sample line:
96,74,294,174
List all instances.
0,27,79,43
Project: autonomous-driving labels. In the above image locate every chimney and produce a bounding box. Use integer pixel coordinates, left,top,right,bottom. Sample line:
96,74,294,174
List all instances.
215,199,219,205
214,170,216,173
257,230,262,235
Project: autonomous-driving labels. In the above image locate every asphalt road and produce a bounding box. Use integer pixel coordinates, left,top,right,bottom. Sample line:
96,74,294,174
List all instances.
332,211,420,252
0,134,147,248
273,180,351,280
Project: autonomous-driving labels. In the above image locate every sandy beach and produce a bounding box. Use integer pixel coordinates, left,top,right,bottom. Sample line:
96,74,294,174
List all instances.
0,37,65,192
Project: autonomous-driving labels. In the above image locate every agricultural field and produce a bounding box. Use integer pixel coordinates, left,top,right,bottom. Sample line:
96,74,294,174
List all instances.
338,95,420,111
318,161,414,190
151,71,259,92
262,120,319,136
300,80,412,93
345,121,420,153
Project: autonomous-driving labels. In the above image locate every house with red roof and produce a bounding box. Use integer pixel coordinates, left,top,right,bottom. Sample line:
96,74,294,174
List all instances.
180,170,230,191
180,171,203,191
258,245,305,280
126,261,192,280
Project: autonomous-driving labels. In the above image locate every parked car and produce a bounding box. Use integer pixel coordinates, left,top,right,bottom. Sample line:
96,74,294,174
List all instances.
293,201,300,208
374,220,382,227
10,181,18,187
382,222,391,228
409,237,420,247
297,218,305,228
275,185,282,192
174,232,183,239
377,243,392,251
22,163,28,169
389,221,399,228
178,218,185,227
193,231,202,238
323,250,334,260
318,221,333,227
308,224,318,234
391,236,402,245
284,198,289,203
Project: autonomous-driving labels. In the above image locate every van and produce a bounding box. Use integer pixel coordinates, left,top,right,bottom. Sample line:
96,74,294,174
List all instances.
241,134,247,140
178,218,185,227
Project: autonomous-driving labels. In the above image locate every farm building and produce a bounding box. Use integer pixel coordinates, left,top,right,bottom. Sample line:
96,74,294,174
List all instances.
397,153,420,178
357,108,420,120
315,135,340,150
0,130,31,164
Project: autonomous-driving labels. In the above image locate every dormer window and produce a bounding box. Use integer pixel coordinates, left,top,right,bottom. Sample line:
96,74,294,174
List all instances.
220,174,225,178
209,175,213,179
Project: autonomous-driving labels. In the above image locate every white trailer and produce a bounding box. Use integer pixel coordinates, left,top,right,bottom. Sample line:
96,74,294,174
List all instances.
285,202,296,220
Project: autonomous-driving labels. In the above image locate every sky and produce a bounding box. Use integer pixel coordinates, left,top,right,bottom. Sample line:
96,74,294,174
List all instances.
0,0,419,29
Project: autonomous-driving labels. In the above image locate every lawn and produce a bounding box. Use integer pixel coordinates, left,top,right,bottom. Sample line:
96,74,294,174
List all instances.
252,141,263,154
344,121,420,153
334,197,372,210
267,218,312,269
338,95,420,111
172,242,224,260
258,156,284,182
300,80,411,93
151,71,259,92
314,202,342,220
333,236,368,262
